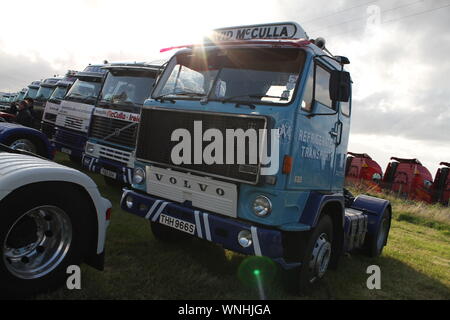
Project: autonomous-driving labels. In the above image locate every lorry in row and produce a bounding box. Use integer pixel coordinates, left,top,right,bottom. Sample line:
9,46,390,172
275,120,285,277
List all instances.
41,72,78,139
33,77,62,122
82,62,162,185
119,21,393,292
53,65,107,161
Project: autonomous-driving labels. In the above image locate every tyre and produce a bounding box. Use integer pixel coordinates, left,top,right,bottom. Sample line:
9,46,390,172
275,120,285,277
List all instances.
0,184,94,297
287,215,334,294
363,208,391,257
8,138,37,154
150,221,189,243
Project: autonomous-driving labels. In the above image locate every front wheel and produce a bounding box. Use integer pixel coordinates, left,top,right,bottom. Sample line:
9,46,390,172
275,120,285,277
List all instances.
0,184,93,297
286,215,334,294
8,138,37,154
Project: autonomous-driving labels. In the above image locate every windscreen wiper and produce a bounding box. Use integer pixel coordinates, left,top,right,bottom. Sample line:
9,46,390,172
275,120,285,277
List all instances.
219,94,287,103
154,91,207,103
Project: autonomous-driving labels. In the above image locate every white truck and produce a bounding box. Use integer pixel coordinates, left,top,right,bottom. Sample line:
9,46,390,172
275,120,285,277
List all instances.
0,144,111,296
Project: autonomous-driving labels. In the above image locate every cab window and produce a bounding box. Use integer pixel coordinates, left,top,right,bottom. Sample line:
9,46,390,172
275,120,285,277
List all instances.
301,64,313,111
314,64,333,109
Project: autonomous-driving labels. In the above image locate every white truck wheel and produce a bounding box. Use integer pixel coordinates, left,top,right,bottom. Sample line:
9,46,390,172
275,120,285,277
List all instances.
0,184,94,297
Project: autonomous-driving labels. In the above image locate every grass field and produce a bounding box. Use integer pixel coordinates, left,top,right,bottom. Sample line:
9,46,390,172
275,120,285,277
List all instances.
39,153,450,300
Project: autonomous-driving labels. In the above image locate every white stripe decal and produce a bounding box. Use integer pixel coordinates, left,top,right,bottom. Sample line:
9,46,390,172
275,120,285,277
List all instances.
251,227,262,256
89,158,95,171
194,210,203,239
127,168,133,184
152,202,169,222
120,191,128,206
145,200,162,219
203,213,211,241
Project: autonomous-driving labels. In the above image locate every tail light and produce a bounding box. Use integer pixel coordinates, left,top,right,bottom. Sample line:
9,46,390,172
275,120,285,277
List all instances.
105,208,112,221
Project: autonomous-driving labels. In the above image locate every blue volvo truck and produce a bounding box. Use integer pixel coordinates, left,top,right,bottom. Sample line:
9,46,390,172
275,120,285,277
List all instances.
53,65,106,161
120,22,392,292
82,62,162,185
41,72,77,139
23,80,41,100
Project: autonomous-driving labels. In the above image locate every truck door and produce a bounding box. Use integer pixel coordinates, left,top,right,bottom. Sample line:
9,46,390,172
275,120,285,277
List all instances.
332,82,351,191
290,60,339,191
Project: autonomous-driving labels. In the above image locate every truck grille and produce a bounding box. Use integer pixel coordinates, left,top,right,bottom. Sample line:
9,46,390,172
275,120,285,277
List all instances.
136,108,267,184
64,116,84,131
44,113,57,122
90,115,138,148
98,145,133,165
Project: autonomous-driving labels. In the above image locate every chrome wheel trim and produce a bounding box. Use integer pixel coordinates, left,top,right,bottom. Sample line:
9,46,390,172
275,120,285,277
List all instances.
3,206,72,280
10,139,37,153
308,233,332,283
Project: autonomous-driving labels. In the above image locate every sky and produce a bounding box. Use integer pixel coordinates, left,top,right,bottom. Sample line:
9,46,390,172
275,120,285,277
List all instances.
0,0,449,174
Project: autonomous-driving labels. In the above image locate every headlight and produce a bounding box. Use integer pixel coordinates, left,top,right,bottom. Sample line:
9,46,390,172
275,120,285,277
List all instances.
237,230,252,248
133,167,146,184
252,195,272,217
85,143,95,154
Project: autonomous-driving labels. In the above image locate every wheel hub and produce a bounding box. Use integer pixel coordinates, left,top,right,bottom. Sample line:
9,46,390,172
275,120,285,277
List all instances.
309,233,331,282
2,206,72,280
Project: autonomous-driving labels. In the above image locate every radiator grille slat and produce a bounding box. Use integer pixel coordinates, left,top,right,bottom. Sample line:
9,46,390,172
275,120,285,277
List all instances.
90,115,138,148
136,108,267,184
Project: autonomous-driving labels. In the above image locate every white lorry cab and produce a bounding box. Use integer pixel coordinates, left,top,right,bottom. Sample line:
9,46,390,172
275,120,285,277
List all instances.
41,72,78,139
0,143,111,296
83,62,163,185
53,65,107,161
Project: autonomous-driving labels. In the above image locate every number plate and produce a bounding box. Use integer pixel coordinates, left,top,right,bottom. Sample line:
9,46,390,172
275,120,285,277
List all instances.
100,168,117,179
61,147,72,155
159,214,195,235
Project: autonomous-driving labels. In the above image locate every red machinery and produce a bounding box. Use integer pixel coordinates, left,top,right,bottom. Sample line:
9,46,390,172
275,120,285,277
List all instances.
0,112,16,123
382,157,433,203
432,162,450,205
345,152,383,191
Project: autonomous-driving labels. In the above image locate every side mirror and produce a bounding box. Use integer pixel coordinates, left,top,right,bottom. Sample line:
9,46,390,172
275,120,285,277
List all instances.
329,70,351,102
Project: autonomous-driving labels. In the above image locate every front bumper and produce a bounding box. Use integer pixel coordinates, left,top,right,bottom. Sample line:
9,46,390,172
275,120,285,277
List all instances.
54,128,87,158
120,189,300,269
83,154,133,184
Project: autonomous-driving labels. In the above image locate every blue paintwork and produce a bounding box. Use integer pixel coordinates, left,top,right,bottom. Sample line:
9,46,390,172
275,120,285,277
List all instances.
0,122,54,159
121,41,390,265
120,188,301,269
82,154,134,184
54,127,87,158
350,195,390,236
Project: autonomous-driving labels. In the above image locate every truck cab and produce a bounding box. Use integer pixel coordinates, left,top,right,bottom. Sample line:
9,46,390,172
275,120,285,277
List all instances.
0,93,14,111
382,157,433,203
53,66,106,161
119,22,392,292
14,88,27,102
345,152,383,191
82,62,162,185
432,162,450,205
23,80,41,100
33,77,62,121
41,72,77,139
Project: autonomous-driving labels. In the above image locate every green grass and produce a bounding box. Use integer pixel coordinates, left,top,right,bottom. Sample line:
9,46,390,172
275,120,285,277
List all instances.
38,154,450,300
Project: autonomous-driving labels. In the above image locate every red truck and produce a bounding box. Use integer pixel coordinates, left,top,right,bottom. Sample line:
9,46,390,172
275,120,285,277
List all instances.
345,152,383,191
432,162,450,205
382,157,433,203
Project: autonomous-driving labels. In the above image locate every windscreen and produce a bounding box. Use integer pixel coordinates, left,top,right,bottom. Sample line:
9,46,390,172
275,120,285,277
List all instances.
35,86,55,101
98,69,156,112
152,47,306,105
50,85,68,100
65,77,103,104
26,87,39,99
